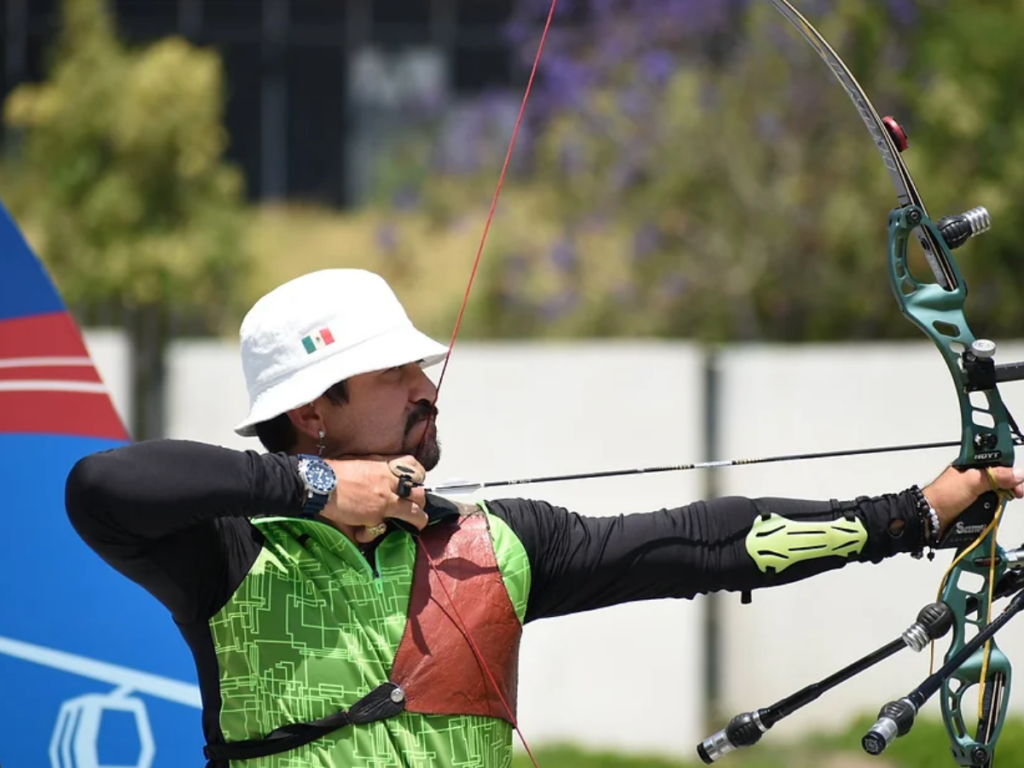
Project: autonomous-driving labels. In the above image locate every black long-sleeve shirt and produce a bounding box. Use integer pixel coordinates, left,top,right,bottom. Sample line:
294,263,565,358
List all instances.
65,439,926,628
64,439,927,751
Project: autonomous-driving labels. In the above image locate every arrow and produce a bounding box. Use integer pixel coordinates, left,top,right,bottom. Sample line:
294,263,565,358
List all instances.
428,439,962,494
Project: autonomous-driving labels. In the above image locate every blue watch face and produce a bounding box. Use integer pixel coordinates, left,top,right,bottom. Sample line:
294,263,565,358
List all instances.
303,461,336,495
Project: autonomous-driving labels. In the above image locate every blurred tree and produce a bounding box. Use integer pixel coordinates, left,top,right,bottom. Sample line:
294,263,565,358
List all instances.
375,0,1024,344
1,0,248,440
902,0,1024,337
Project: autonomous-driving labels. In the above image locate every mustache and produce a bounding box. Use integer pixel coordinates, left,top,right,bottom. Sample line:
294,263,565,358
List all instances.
404,401,438,436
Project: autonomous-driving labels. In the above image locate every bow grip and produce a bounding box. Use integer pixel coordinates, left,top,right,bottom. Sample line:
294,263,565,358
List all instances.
936,492,1000,552
888,206,1017,471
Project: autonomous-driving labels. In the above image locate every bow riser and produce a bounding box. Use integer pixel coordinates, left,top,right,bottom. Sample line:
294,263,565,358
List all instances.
889,208,1018,469
887,170,1014,768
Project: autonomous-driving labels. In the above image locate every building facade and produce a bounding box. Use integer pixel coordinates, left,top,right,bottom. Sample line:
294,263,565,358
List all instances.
1,0,515,206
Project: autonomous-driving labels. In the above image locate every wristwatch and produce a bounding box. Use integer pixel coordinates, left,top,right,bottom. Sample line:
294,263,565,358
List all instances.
295,454,337,518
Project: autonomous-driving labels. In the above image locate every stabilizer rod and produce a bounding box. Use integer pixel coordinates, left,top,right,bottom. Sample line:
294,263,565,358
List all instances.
937,207,991,251
995,362,1024,384
695,603,954,763
861,588,1024,758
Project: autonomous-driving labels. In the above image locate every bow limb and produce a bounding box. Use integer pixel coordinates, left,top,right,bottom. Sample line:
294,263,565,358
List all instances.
768,2,1022,766
766,0,954,290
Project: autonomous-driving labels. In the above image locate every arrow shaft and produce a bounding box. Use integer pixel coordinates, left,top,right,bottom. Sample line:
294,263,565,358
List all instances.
428,440,961,494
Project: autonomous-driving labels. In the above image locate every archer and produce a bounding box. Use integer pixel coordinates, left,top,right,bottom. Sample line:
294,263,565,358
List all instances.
65,268,1022,768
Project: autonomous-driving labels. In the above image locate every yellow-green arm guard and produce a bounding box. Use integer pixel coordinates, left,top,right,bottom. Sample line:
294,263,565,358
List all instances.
746,513,867,573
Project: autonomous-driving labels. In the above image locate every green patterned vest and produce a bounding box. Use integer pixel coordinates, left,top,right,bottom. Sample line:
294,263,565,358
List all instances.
208,503,531,767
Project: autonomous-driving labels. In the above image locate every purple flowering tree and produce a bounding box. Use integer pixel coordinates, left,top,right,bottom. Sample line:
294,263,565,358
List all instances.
379,1,1024,343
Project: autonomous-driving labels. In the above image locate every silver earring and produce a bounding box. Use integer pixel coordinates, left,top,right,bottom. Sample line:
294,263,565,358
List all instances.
317,429,326,457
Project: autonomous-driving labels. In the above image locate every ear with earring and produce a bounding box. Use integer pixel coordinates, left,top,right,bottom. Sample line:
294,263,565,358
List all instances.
317,429,326,457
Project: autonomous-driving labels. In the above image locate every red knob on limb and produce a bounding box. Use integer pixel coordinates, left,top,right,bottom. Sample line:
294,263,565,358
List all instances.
883,116,909,152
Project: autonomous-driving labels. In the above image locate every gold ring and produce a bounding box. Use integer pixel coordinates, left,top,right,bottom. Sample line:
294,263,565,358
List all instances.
365,523,388,537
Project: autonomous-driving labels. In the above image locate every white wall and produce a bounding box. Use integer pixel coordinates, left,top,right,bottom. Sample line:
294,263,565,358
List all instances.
82,328,132,428
167,339,709,757
715,341,1024,743
86,332,1024,758
427,342,708,756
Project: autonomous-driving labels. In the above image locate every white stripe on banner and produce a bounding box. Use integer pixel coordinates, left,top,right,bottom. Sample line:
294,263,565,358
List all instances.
0,380,108,393
0,357,95,369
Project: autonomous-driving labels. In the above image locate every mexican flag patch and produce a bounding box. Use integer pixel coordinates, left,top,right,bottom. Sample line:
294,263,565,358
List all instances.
301,328,335,354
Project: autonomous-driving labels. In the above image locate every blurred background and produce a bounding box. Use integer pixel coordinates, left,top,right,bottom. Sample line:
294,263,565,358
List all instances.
4,0,1024,766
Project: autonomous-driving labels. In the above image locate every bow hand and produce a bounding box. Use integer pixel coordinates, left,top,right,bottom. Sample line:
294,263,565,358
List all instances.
926,466,1024,545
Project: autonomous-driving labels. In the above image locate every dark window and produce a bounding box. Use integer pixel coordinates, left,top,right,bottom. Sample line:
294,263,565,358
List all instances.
25,0,58,32
455,0,513,29
0,18,6,101
218,41,263,199
453,42,511,92
114,0,178,40
287,43,346,204
114,0,178,27
24,31,49,81
203,0,261,30
371,0,430,44
291,0,346,29
372,0,430,27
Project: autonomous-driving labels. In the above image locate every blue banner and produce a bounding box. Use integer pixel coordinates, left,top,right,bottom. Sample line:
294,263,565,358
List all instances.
0,202,204,767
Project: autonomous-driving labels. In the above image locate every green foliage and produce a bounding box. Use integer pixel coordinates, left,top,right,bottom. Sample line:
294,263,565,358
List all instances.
510,716,1024,768
510,741,791,768
1,0,248,329
5,0,1021,350
809,714,1024,768
377,2,1024,343
904,2,1024,337
0,0,249,437
511,744,695,768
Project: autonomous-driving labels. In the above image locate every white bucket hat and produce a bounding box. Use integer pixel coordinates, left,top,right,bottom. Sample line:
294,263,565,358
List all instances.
234,269,449,437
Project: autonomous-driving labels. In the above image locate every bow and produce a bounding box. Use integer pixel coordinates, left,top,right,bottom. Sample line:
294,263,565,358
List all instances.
694,2,1024,766
422,1,1024,766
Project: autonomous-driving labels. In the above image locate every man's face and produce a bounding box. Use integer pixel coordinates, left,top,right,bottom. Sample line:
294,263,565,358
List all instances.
319,363,441,470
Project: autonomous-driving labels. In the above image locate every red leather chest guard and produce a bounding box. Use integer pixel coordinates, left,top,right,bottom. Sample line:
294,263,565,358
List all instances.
389,510,522,723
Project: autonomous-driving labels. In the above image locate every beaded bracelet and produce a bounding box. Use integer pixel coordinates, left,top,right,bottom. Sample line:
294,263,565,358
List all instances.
909,484,941,559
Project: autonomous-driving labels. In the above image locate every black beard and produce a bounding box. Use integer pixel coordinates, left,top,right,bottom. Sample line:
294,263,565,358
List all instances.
317,402,441,468
405,402,441,471
319,433,440,469
412,434,441,472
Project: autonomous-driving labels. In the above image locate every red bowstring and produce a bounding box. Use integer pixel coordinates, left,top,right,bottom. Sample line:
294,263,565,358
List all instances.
432,0,559,399
416,541,541,767
415,3,559,766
